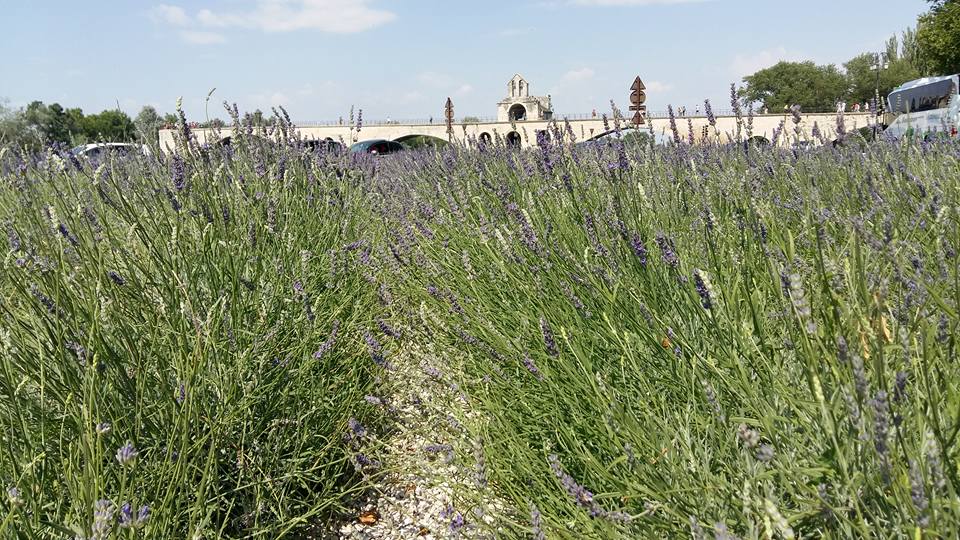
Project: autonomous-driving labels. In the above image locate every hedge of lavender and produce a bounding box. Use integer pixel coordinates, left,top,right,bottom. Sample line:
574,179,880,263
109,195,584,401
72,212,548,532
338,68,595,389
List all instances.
2,108,959,539
0,134,390,537
376,131,959,537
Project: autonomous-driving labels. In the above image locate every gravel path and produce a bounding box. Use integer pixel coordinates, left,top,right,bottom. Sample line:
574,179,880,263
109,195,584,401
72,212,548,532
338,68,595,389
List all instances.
338,331,504,540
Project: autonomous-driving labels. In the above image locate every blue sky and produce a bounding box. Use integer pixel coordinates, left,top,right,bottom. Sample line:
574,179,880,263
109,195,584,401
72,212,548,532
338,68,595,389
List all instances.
0,0,930,123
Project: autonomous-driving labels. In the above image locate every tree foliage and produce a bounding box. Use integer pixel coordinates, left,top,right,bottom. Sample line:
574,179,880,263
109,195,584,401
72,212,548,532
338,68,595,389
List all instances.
739,29,940,112
0,100,138,150
740,61,848,111
844,53,920,105
916,0,960,75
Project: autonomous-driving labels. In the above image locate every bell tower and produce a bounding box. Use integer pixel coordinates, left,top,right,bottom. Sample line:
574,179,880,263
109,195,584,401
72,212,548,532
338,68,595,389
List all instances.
498,74,553,122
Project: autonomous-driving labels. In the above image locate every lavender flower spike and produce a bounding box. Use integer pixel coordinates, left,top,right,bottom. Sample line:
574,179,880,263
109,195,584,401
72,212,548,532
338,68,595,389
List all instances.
540,317,558,357
116,441,138,467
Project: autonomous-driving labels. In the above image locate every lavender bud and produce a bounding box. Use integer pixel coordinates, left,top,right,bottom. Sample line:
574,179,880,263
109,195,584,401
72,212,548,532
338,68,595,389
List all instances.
540,317,558,357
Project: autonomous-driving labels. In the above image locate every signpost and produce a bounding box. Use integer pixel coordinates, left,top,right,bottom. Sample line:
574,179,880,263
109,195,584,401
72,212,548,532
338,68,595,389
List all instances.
445,97,454,141
629,76,647,126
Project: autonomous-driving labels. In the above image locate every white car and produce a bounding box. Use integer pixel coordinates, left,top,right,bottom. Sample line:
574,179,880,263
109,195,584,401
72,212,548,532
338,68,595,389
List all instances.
69,143,152,160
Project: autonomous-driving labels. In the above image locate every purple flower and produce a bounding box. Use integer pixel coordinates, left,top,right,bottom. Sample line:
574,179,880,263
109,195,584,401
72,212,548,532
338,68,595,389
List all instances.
170,154,186,191
364,331,387,367
119,502,133,528
540,317,558,357
57,223,79,247
704,99,716,127
692,269,714,309
348,418,367,438
6,226,22,251
377,319,400,338
655,233,679,269
92,499,115,538
313,320,340,359
450,511,465,532
107,270,125,285
549,454,592,503
7,487,23,506
667,105,681,145
629,233,648,266
530,502,546,540
523,352,544,380
116,441,138,466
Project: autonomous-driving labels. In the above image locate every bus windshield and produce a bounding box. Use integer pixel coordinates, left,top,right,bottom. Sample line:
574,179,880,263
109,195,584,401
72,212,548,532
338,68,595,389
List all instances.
887,75,959,114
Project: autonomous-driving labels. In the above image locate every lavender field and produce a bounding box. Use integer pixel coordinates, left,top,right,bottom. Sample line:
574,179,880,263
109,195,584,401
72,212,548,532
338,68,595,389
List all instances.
1,109,959,539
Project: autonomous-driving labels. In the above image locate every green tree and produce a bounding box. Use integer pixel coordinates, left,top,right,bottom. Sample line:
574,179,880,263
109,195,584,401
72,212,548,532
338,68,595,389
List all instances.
900,27,923,72
844,53,920,105
82,110,135,142
740,61,849,111
45,103,86,146
134,105,162,144
916,0,960,75
0,99,27,147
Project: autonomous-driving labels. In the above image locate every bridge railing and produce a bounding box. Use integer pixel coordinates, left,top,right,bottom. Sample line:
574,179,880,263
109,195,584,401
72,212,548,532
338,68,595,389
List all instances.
290,109,873,128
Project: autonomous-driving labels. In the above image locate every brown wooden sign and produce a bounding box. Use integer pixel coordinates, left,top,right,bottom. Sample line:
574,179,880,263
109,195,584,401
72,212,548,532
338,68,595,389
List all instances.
629,76,647,125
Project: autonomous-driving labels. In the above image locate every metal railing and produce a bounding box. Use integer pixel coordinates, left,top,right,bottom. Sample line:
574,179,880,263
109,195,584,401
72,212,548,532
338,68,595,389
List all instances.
291,109,873,128
164,109,876,131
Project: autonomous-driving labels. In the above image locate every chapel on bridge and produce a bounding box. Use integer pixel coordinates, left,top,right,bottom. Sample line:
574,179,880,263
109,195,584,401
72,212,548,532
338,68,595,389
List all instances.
497,74,553,122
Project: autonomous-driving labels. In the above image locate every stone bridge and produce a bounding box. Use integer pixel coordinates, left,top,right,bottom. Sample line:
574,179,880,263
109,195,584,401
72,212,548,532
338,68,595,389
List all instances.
158,111,875,153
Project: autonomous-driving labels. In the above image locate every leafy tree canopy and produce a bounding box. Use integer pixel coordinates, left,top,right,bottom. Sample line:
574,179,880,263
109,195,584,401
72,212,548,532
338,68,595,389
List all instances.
916,0,960,75
740,61,848,111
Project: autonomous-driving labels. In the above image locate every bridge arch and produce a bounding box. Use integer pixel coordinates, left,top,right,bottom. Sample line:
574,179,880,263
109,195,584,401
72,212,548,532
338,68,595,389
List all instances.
479,132,492,145
393,134,449,149
508,104,527,121
506,131,522,147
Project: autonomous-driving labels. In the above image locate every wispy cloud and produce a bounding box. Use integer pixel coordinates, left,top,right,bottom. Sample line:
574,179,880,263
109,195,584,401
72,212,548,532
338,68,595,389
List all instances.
248,91,291,107
455,84,474,96
562,67,595,82
644,80,673,93
150,4,190,25
151,0,395,42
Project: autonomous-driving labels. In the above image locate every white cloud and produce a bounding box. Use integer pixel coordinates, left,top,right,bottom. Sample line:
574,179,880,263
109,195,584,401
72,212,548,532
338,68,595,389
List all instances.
247,91,291,107
644,80,673,93
562,67,595,82
190,0,395,34
180,31,226,44
455,84,474,96
150,4,190,25
730,47,807,78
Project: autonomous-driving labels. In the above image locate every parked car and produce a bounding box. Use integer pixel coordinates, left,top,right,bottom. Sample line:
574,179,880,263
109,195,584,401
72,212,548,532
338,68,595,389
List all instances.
303,137,345,153
69,143,151,160
349,139,405,155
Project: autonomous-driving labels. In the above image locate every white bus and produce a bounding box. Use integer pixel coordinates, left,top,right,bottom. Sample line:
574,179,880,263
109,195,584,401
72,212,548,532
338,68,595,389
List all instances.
883,74,959,139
